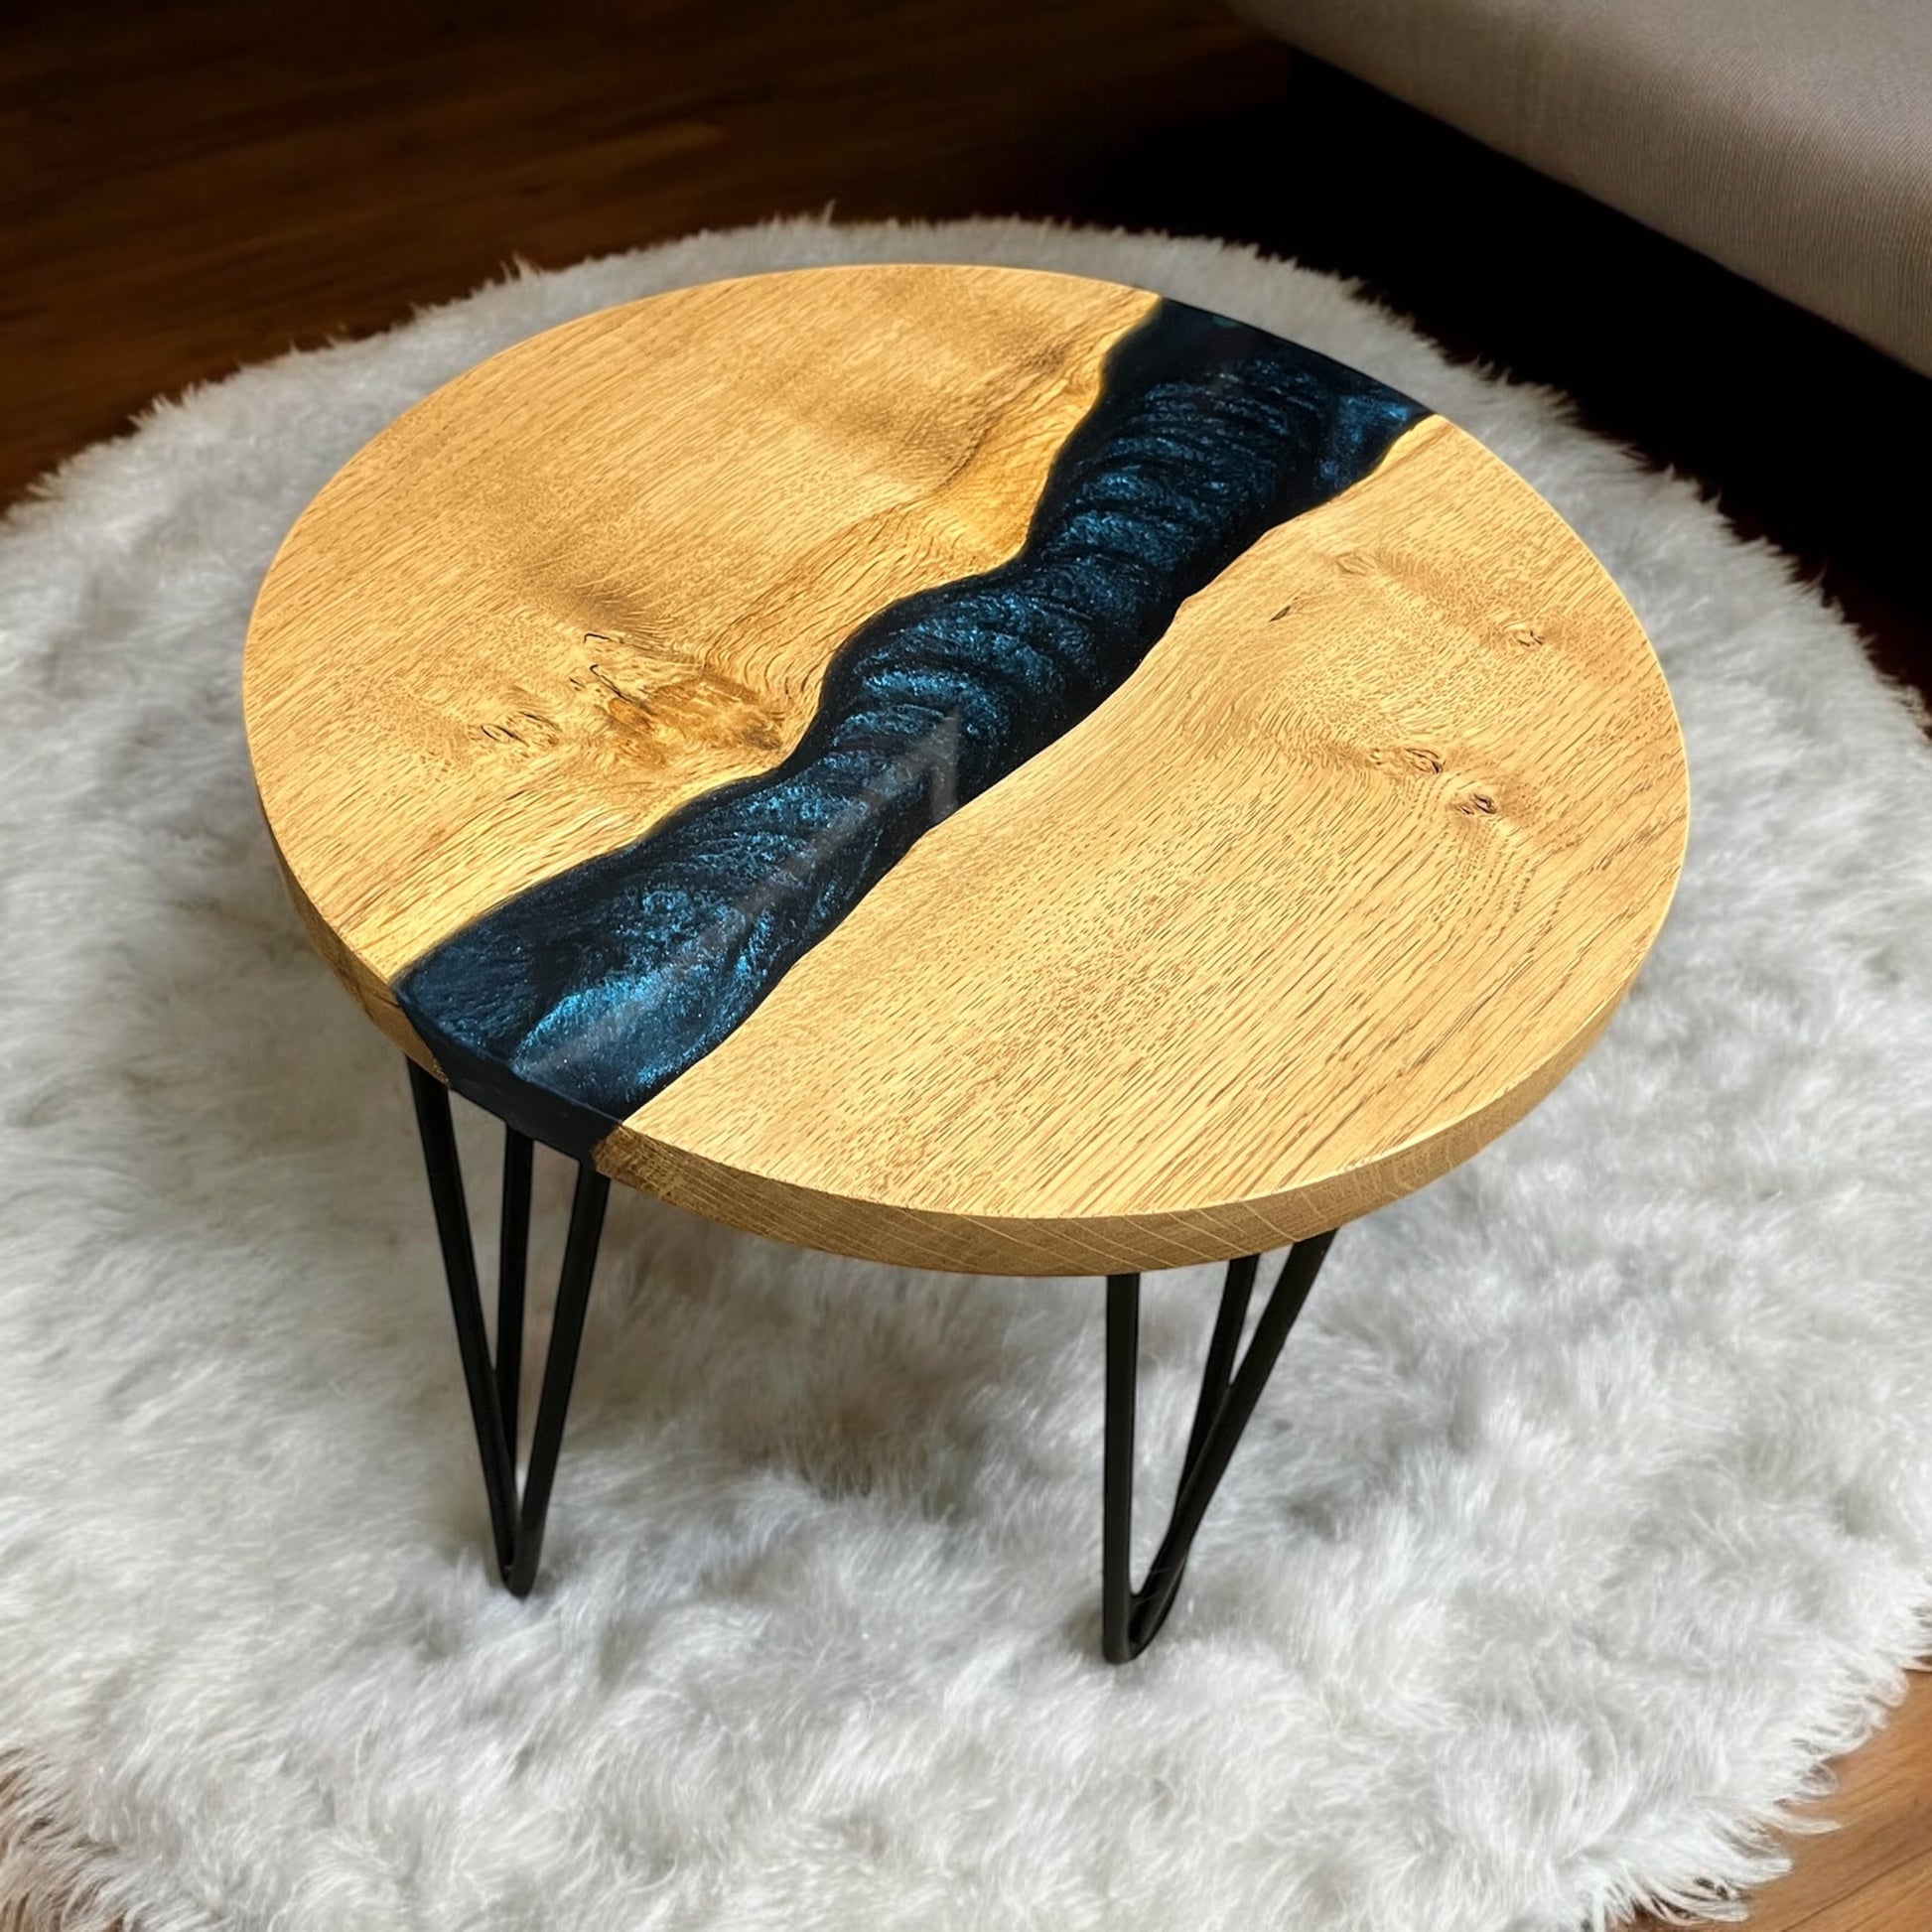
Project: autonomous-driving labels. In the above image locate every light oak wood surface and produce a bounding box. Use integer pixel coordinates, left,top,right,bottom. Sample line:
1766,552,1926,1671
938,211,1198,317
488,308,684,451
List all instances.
244,262,1688,1274
246,265,1155,1049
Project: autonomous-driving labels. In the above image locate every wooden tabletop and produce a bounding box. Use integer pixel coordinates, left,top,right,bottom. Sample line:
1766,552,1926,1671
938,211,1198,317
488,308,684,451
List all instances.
244,262,1687,1275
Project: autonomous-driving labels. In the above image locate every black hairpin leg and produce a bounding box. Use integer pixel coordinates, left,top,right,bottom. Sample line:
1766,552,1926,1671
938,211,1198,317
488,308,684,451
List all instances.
407,1058,610,1595
1103,1230,1336,1662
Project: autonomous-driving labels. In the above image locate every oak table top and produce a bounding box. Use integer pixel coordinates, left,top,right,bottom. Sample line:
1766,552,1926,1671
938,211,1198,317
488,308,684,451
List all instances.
243,263,1688,1276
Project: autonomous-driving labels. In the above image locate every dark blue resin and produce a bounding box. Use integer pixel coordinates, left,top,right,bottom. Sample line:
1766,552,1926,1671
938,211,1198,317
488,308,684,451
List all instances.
397,299,1431,1155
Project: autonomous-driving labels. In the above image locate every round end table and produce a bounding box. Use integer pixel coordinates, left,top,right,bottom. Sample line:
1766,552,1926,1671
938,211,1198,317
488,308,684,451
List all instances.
243,263,1687,1658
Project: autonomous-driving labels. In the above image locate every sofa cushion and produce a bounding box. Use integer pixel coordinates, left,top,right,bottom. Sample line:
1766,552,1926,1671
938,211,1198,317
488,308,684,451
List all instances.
1239,0,1932,375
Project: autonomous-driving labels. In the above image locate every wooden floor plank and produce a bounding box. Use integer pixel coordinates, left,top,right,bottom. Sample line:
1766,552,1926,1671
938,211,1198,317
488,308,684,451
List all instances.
1778,1848,1932,1932
1,0,1289,509
1670,1672,1932,1932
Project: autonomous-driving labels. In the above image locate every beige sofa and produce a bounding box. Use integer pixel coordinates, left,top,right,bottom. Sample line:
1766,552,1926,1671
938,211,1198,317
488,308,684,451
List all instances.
1237,0,1932,376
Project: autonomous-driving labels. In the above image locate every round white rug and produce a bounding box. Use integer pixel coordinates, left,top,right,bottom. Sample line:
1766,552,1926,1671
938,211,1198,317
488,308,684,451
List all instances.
1,217,1929,1932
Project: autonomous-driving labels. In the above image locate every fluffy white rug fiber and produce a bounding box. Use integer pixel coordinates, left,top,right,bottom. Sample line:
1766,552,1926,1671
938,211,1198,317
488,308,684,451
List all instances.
1,218,1929,1932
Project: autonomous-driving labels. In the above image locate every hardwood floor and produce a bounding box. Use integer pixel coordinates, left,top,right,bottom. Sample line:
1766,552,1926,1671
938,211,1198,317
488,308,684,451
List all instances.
1731,1679,1932,1932
4,4,1926,1925
3,0,1288,508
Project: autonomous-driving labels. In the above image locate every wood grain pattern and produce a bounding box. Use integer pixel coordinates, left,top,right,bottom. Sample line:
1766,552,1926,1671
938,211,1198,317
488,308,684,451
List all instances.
246,263,1687,1276
375,288,1432,1157
245,265,1156,997
608,409,1687,1270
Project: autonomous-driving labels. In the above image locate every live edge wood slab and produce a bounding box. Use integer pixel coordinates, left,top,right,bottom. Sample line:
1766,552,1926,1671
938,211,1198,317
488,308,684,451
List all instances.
243,262,1688,1276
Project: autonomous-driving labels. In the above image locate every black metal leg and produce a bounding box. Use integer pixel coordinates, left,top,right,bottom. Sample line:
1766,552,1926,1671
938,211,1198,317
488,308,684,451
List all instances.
496,1129,532,1454
1102,1231,1336,1662
408,1059,610,1596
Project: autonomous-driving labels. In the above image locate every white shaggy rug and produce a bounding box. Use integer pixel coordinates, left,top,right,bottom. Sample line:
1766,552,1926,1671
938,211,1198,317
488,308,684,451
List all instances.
2,218,1930,1932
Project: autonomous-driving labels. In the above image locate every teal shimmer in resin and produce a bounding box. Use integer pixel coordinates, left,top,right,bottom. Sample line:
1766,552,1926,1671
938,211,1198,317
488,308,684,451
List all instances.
397,298,1430,1155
